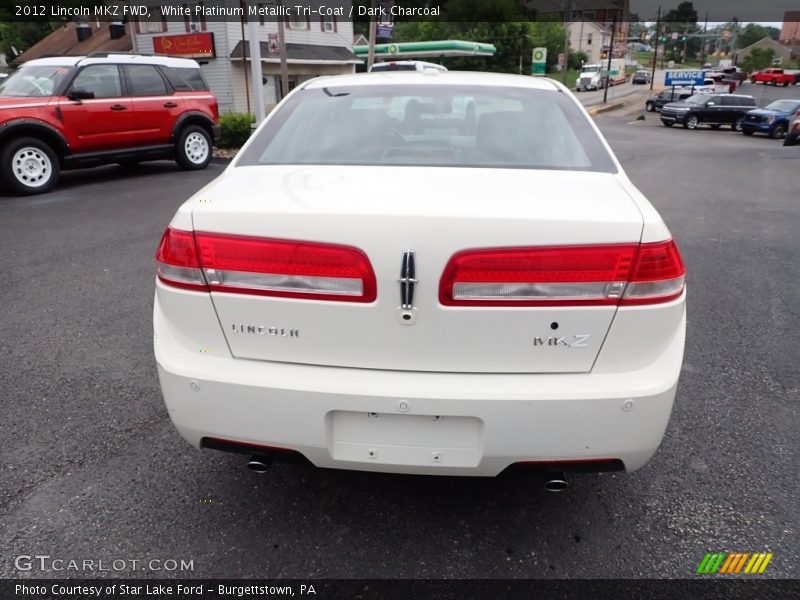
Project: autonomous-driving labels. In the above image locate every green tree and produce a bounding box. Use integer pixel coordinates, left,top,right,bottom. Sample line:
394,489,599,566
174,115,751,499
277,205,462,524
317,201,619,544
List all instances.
0,21,56,61
741,48,776,72
737,23,780,49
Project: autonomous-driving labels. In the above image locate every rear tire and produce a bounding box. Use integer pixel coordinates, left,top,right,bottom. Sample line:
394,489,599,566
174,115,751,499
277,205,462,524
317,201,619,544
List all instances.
0,137,60,196
175,125,212,170
733,118,744,132
645,102,654,112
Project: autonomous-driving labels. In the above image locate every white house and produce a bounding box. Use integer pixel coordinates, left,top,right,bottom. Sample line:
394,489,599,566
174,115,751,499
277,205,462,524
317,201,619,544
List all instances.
568,20,611,65
133,1,360,114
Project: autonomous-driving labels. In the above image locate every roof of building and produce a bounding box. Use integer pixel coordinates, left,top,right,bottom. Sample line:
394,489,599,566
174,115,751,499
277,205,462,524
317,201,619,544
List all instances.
230,42,361,64
737,36,792,54
12,22,132,66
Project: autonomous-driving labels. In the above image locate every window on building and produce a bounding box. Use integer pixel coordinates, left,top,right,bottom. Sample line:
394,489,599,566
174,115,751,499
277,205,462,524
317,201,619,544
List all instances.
126,64,168,96
587,33,592,45
136,16,167,34
321,16,336,32
288,15,309,29
183,2,207,32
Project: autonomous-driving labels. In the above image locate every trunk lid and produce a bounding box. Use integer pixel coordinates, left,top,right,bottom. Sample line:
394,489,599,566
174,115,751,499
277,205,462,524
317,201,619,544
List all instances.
191,165,643,373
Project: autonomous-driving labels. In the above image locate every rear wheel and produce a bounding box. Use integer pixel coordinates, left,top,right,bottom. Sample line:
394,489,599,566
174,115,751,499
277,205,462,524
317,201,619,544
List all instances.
684,115,699,130
770,124,786,139
733,118,744,132
645,102,654,112
175,125,212,170
0,137,60,196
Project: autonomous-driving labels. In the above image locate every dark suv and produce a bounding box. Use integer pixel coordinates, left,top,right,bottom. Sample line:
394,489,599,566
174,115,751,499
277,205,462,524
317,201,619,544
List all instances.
0,53,220,195
660,94,756,130
645,88,693,112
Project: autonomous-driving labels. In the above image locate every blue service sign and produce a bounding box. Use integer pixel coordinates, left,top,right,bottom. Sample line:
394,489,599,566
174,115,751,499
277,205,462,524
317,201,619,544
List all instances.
665,70,706,86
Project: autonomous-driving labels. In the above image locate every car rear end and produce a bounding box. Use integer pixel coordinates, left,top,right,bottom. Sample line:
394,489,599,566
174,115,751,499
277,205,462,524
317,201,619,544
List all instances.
153,73,686,477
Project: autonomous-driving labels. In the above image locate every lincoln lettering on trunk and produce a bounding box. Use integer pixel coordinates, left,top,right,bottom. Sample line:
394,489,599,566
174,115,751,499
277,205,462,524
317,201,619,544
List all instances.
231,324,299,338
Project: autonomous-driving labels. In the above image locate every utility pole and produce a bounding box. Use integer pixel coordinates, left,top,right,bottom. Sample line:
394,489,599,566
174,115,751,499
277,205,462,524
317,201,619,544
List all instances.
603,4,617,103
277,0,288,99
367,0,377,70
247,2,265,123
562,0,573,84
700,10,708,65
650,5,660,91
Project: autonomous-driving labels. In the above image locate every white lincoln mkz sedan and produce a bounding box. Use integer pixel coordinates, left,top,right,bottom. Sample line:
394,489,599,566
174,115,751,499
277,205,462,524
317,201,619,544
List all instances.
154,71,686,487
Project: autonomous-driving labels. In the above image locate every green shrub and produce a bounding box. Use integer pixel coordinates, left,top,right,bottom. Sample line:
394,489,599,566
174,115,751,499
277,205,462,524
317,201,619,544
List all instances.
218,113,255,148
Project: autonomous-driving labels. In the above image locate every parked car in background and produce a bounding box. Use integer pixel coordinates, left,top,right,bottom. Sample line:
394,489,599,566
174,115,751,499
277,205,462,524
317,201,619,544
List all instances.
742,99,800,139
632,70,651,85
750,68,796,87
154,71,687,481
645,88,693,112
0,53,219,195
783,110,800,146
660,94,756,130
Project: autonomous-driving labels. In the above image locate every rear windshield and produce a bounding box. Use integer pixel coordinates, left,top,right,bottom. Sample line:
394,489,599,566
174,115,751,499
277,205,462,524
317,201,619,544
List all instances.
238,84,617,173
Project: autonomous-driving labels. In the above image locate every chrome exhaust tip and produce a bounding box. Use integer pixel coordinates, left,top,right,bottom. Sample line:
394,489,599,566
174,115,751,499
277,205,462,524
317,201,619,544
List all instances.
543,471,568,492
246,455,273,473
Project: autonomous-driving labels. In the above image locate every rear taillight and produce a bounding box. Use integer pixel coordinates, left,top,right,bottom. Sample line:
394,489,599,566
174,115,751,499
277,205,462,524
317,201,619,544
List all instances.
621,240,686,305
155,228,376,302
439,240,685,307
155,228,208,292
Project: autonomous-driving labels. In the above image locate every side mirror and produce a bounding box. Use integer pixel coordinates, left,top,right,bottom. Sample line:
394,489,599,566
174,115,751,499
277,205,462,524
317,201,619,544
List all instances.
68,88,95,101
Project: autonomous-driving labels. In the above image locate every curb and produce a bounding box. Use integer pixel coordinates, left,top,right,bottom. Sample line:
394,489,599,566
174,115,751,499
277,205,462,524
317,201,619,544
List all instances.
588,102,625,116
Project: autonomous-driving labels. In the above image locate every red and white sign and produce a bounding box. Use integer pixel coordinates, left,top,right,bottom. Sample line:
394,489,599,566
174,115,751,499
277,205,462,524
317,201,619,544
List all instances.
153,33,216,59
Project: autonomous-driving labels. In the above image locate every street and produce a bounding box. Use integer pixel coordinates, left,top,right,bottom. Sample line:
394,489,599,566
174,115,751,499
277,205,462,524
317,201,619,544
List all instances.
1,92,799,579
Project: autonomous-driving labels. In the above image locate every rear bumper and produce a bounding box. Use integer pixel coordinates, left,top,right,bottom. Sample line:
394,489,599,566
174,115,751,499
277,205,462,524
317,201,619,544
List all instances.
154,291,686,477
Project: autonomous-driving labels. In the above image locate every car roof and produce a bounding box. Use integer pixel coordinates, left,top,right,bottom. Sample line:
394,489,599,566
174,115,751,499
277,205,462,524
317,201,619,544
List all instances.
23,54,200,69
303,71,561,91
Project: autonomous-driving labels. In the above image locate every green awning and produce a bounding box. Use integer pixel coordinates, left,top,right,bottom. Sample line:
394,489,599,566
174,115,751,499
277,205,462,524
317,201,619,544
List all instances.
353,40,495,59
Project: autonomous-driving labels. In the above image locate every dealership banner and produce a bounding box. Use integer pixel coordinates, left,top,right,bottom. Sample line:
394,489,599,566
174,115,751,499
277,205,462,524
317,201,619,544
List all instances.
3,579,799,600
3,0,796,23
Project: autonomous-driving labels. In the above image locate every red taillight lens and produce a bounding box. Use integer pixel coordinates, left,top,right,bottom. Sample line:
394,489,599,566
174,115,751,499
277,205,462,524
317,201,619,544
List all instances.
621,240,686,305
155,228,376,302
155,228,208,292
440,240,685,307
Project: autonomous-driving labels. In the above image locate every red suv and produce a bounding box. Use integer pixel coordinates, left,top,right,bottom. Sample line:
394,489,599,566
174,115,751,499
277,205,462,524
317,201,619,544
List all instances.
0,53,220,195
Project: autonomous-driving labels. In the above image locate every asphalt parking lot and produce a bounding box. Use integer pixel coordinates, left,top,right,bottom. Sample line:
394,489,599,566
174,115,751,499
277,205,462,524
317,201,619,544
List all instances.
1,99,798,579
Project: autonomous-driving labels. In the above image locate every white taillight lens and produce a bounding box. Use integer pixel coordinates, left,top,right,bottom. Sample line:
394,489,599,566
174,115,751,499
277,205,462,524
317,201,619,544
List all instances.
440,241,685,307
